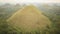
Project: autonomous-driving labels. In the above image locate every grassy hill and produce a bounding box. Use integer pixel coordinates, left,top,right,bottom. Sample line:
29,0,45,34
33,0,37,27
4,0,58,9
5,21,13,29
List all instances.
7,5,52,34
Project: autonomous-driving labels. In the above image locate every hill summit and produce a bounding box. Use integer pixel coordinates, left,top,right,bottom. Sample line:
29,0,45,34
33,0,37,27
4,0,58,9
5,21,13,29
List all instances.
7,5,51,32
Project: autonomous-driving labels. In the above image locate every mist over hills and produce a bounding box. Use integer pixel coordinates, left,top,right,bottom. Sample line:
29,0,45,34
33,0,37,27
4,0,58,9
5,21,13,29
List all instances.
0,3,60,34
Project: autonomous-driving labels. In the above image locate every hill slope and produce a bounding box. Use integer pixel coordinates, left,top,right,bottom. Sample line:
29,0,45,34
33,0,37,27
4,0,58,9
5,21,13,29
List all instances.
7,5,52,33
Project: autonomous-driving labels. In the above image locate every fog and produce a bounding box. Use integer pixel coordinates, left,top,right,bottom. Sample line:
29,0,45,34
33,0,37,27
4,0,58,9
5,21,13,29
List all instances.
0,0,60,4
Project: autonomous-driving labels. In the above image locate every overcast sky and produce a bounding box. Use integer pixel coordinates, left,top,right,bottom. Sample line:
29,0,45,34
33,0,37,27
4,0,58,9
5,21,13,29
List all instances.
0,0,60,4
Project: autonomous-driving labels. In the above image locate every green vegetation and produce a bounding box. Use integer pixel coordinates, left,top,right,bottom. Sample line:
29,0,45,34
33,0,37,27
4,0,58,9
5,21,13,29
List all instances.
0,4,21,34
38,4,60,34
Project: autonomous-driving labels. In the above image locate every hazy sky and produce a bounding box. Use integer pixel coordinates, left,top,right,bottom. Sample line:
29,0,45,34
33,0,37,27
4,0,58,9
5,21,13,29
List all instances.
0,0,60,4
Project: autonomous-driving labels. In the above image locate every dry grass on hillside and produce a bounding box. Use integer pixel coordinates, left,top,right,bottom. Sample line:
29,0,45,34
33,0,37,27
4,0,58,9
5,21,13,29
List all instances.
7,5,52,34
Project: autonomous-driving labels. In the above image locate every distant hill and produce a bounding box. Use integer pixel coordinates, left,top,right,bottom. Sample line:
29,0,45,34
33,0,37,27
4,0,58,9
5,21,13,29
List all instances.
37,4,60,24
0,4,21,19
